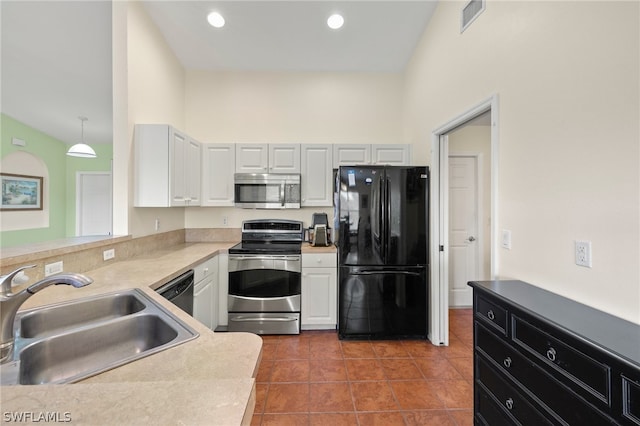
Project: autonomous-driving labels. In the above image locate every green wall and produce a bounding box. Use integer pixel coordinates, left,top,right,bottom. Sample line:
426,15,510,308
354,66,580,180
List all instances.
0,114,113,248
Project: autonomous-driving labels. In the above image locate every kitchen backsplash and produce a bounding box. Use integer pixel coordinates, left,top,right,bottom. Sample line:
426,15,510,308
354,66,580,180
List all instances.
1,229,240,284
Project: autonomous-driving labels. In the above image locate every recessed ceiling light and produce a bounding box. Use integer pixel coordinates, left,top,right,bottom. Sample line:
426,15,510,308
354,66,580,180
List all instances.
207,11,225,28
327,14,344,30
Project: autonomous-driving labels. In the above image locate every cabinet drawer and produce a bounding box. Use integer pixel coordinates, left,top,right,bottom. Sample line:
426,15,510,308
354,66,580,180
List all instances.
476,322,615,425
623,375,640,424
194,257,217,283
475,294,508,336
476,388,513,426
512,314,611,407
302,253,337,268
476,357,554,425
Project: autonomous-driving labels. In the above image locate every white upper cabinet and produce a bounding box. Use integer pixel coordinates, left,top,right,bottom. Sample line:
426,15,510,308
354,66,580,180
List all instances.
372,144,411,165
235,143,269,173
301,144,333,207
268,144,301,173
202,143,235,206
235,143,301,173
134,124,201,207
333,144,411,167
333,144,371,168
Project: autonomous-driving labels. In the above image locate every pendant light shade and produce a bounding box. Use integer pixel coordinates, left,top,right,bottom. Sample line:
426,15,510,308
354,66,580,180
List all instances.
67,116,96,158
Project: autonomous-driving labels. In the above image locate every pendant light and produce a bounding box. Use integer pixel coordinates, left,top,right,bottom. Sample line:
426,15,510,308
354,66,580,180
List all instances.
67,116,97,158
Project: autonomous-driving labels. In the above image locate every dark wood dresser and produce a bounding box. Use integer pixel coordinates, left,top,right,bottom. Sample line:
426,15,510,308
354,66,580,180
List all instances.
468,280,640,425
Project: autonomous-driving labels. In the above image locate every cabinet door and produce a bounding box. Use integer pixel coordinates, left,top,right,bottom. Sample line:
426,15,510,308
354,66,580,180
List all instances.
333,144,371,168
170,129,188,206
301,144,333,206
194,276,213,329
202,143,235,206
301,266,337,329
186,137,201,205
134,124,170,207
236,143,268,173
269,144,301,173
372,144,410,165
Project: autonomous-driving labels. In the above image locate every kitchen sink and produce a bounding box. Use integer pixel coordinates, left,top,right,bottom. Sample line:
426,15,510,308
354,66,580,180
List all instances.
19,293,146,339
0,289,198,385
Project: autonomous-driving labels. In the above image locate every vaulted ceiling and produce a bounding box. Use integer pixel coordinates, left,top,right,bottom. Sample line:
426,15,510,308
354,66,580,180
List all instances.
1,1,438,145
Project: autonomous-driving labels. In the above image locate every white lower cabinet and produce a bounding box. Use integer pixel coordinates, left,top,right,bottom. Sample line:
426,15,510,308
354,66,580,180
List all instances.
193,256,219,330
301,252,337,330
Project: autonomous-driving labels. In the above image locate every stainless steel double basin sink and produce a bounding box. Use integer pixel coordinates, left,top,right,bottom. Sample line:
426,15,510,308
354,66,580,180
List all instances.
0,289,199,385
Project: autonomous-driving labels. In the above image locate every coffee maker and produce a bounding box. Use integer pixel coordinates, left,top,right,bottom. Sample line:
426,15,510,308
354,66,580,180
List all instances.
307,213,331,246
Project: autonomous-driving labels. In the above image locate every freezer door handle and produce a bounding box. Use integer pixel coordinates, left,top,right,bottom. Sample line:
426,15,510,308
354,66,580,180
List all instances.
351,270,422,277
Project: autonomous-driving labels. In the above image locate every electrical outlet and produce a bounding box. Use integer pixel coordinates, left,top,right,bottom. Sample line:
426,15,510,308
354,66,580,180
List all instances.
155,219,160,231
103,248,115,261
501,229,512,250
44,261,64,277
223,216,228,226
575,240,592,267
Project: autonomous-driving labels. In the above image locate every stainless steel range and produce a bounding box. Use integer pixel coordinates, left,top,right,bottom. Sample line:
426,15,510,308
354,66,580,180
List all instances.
227,219,303,335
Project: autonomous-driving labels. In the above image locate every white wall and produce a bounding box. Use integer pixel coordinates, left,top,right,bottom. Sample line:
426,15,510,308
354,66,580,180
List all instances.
404,1,640,323
126,1,187,237
184,71,404,228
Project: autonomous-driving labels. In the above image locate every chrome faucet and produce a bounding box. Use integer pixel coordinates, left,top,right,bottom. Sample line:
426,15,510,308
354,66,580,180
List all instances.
0,265,93,363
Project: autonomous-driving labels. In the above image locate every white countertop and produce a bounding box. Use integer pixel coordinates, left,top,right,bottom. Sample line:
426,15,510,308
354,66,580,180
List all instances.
0,242,262,426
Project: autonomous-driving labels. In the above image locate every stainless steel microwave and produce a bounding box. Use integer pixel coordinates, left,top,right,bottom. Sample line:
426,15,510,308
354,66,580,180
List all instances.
234,173,301,209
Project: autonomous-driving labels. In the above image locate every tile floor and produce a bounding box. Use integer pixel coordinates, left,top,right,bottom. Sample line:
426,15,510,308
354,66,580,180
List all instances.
251,309,474,425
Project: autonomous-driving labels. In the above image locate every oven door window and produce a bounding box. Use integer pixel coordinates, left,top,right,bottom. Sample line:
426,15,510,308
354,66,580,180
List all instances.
235,183,282,204
230,269,301,298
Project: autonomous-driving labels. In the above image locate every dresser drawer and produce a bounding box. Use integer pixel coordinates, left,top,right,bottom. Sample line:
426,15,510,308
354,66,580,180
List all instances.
622,375,640,424
476,356,554,425
512,314,611,407
476,322,615,425
475,294,508,336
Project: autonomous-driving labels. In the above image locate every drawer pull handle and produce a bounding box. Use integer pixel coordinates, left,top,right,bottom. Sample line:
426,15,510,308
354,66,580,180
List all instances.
546,347,557,362
503,357,512,368
487,310,495,321
505,398,514,410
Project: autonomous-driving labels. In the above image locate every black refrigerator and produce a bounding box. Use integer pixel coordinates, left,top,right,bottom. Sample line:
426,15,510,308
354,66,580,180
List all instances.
337,166,429,339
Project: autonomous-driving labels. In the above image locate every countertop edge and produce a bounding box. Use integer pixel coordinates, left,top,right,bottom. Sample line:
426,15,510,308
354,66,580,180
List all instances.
0,241,261,426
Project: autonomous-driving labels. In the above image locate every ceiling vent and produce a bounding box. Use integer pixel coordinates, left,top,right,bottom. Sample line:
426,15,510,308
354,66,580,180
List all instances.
461,0,485,33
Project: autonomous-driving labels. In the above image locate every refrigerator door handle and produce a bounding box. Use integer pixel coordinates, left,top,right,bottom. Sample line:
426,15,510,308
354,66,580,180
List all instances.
350,270,422,277
384,175,390,261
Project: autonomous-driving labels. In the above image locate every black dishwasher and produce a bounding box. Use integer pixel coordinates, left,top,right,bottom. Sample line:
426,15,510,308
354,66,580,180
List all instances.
156,270,194,316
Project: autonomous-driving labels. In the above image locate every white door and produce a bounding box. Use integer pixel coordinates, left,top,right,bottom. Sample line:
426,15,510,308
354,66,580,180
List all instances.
186,137,201,205
202,143,235,206
372,144,410,165
236,143,268,173
448,155,479,307
332,144,371,167
77,172,112,236
269,144,300,173
301,144,333,206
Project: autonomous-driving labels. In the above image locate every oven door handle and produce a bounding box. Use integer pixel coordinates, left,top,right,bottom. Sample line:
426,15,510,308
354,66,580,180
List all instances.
230,316,298,322
230,255,300,261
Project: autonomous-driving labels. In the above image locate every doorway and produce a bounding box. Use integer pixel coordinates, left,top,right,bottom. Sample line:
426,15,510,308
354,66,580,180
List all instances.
428,95,498,345
448,117,492,307
76,171,112,236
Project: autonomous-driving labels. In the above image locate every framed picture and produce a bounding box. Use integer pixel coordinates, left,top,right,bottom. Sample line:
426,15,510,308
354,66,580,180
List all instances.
1,173,43,211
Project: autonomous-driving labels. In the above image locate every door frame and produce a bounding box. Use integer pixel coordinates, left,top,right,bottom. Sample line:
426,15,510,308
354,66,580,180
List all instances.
428,94,499,346
448,152,485,307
